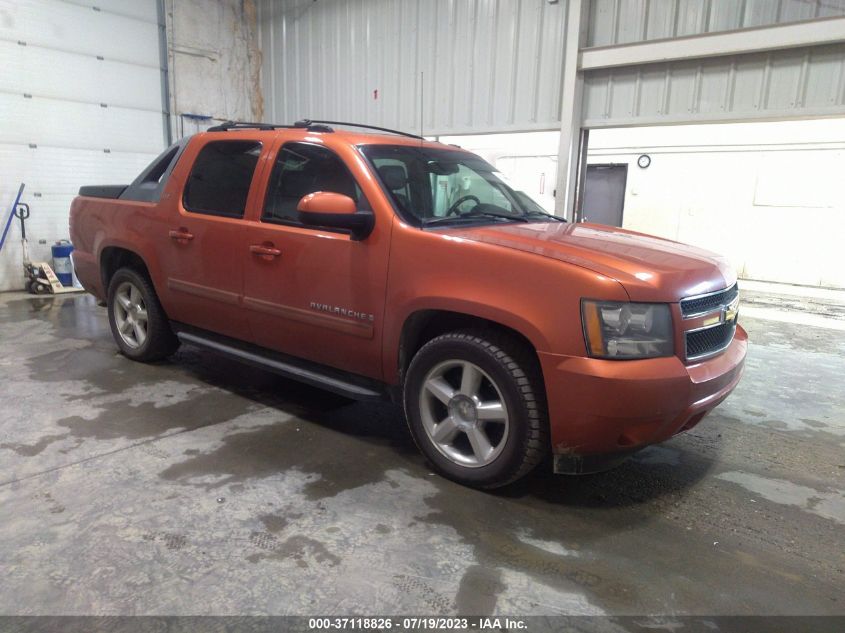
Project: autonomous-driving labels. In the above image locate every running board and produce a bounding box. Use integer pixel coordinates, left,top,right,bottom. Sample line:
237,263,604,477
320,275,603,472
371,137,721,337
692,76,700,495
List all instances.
175,330,386,401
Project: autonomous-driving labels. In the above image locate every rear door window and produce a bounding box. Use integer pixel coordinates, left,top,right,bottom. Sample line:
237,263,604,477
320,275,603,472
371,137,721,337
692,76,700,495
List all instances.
183,140,262,218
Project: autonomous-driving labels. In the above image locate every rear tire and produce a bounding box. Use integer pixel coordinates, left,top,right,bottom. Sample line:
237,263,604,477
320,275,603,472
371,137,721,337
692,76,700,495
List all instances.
107,267,178,362
404,329,549,489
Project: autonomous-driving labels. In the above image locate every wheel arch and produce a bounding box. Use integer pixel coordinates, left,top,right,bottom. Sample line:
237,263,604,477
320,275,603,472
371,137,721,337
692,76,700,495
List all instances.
395,308,543,387
99,246,153,291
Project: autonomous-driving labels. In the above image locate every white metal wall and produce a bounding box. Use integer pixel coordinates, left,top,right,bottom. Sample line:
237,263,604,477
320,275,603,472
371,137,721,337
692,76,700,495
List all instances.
0,0,166,291
587,0,845,47
258,0,845,134
582,42,845,127
440,118,845,288
587,120,845,288
257,0,568,134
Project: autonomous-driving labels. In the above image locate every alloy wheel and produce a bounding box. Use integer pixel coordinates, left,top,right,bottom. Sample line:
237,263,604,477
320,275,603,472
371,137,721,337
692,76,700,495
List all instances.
113,281,148,349
418,360,510,468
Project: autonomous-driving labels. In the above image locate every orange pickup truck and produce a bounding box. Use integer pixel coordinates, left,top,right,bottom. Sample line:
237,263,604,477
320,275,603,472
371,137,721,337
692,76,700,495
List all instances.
69,120,746,488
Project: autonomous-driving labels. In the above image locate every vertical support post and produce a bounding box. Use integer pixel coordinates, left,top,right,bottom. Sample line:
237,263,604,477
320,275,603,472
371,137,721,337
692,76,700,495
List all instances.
156,0,173,147
573,128,589,222
555,0,588,220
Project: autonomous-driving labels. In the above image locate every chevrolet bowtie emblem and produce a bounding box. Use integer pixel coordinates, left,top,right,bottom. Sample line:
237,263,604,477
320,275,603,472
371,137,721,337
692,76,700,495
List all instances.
723,296,739,323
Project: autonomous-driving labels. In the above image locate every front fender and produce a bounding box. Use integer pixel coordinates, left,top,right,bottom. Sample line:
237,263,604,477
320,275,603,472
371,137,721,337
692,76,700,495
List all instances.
381,223,628,383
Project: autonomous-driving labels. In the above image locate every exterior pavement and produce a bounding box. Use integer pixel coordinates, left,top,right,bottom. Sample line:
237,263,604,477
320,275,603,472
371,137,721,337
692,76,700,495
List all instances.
0,283,843,616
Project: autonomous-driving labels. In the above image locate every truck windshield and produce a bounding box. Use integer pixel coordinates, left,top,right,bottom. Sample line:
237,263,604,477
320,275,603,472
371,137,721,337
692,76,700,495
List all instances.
360,145,561,227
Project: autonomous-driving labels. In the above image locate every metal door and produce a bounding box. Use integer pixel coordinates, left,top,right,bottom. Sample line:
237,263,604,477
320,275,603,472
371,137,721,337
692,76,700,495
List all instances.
582,164,627,227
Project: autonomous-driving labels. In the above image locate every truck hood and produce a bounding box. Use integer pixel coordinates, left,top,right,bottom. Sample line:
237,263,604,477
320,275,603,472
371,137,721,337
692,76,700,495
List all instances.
443,222,736,302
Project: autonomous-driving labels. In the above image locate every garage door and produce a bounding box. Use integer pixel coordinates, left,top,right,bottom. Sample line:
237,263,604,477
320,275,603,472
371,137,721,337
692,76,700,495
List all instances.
0,0,167,291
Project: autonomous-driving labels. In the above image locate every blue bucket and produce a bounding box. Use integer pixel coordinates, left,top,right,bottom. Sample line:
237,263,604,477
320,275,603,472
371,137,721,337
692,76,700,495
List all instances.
52,241,74,286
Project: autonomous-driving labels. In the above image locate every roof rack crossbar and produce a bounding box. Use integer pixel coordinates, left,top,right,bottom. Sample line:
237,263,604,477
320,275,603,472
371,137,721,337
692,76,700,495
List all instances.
299,119,424,140
293,120,335,133
207,120,298,132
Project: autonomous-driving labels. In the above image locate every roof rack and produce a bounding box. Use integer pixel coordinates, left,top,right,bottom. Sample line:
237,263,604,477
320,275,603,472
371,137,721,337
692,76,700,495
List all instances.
295,119,424,140
293,120,335,133
207,120,334,133
206,120,296,132
207,119,425,140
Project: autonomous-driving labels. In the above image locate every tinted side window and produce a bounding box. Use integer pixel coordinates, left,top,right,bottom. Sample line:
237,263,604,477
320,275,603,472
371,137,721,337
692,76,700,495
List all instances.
183,140,262,217
263,143,362,224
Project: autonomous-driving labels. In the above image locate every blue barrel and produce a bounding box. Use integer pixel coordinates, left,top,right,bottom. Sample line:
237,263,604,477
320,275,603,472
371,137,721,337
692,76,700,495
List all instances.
52,241,74,286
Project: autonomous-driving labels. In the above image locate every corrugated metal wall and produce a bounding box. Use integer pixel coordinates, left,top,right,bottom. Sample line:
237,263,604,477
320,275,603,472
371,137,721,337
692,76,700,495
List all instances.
582,42,845,127
259,0,845,134
257,0,568,135
587,0,845,47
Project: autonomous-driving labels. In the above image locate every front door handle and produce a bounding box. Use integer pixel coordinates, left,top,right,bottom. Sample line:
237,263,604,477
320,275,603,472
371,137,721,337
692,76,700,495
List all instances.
249,243,282,258
169,228,194,242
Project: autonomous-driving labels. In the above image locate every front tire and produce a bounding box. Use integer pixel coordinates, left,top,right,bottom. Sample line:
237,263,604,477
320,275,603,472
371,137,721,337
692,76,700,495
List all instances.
404,330,549,489
107,267,178,362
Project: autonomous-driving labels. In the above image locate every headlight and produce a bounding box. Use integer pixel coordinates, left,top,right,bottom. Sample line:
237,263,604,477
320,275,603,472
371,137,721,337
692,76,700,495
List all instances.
581,300,674,359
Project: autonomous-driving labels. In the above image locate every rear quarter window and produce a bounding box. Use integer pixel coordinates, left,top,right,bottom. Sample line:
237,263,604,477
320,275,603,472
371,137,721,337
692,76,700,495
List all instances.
183,140,262,218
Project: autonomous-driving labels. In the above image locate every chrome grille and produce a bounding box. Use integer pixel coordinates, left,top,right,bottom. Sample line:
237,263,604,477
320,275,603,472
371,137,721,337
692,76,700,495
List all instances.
682,284,740,361
680,283,738,318
686,321,737,359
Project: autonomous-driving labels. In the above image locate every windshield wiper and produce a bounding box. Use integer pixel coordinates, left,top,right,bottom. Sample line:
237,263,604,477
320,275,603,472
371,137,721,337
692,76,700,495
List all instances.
423,211,529,226
523,210,566,222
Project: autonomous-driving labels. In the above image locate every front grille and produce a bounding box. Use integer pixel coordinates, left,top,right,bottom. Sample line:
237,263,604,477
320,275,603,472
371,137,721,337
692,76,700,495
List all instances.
680,283,738,318
686,321,736,360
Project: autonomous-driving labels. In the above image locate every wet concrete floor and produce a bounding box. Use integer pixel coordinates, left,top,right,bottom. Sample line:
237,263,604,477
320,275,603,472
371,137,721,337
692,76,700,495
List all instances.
0,288,843,616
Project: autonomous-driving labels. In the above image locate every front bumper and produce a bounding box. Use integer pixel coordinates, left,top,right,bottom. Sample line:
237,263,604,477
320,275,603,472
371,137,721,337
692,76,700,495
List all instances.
539,324,747,472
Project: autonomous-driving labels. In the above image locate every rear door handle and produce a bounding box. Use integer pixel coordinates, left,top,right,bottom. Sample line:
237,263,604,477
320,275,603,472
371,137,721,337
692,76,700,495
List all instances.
249,244,282,258
169,229,194,242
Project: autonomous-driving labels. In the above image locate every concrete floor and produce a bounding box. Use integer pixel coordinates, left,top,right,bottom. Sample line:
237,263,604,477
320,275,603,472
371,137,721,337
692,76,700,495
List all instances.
0,284,843,616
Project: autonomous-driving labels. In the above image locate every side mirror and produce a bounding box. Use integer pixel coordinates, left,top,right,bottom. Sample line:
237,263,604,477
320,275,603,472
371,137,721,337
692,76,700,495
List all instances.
297,192,374,241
